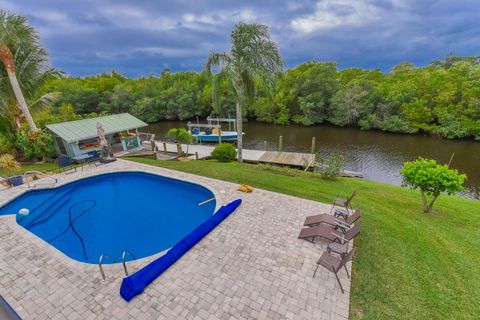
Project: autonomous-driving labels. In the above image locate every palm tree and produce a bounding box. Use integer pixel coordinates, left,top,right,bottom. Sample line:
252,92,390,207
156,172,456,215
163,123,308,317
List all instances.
167,128,193,156
0,10,59,132
205,22,284,162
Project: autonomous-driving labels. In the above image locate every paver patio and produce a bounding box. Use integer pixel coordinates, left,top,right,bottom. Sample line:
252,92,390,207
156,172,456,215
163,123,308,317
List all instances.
0,159,351,319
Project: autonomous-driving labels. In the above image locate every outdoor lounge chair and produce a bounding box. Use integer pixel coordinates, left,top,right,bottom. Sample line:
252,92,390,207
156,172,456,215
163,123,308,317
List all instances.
298,221,360,243
313,247,355,293
303,209,361,227
330,190,356,216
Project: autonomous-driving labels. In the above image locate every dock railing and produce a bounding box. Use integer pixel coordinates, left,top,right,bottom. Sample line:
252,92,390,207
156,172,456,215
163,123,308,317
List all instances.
138,132,155,143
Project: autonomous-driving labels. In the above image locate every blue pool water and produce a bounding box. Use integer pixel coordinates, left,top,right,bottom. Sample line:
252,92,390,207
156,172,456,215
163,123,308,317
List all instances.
0,172,216,264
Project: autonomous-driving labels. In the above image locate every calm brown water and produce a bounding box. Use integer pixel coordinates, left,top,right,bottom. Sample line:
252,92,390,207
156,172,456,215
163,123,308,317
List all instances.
146,121,480,188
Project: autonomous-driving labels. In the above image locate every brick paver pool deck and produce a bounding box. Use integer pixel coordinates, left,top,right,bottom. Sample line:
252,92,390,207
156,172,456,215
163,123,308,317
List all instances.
0,160,351,319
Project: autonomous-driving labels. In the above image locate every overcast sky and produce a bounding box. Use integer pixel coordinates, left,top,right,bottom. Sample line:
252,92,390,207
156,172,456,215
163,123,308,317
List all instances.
2,0,480,77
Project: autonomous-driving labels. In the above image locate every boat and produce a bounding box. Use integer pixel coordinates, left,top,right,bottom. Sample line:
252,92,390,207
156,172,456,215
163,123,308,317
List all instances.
187,116,244,143
193,130,242,142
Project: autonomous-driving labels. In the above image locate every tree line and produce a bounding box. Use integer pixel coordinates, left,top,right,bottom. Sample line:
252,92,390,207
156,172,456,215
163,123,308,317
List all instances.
44,55,480,140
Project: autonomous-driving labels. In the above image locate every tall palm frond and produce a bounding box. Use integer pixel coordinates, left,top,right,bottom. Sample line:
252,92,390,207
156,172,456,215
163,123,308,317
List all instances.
29,92,61,112
0,10,60,132
204,22,284,162
211,69,227,114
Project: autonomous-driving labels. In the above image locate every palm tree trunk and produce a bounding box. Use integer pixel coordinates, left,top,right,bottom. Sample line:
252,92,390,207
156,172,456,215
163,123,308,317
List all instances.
0,45,38,132
236,102,243,162
6,70,38,132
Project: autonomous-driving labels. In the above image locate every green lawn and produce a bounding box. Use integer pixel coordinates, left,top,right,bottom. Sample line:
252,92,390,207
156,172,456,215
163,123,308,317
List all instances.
124,157,480,320
0,162,59,176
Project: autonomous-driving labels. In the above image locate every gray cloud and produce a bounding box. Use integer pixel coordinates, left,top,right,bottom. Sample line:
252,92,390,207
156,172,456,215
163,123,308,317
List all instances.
2,0,480,76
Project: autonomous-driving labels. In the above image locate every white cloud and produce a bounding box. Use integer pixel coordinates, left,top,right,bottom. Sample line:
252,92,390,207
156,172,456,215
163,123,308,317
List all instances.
100,6,177,30
291,0,382,33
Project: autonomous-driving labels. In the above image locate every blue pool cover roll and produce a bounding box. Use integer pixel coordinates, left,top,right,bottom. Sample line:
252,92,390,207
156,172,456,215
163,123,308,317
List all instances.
120,198,242,302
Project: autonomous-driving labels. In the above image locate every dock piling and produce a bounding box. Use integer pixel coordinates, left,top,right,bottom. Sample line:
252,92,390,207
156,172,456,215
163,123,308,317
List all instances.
311,137,316,154
279,136,283,152
264,140,267,151
163,142,167,154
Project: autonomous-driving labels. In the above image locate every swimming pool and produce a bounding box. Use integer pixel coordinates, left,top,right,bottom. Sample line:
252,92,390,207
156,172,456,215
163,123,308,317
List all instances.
0,172,217,264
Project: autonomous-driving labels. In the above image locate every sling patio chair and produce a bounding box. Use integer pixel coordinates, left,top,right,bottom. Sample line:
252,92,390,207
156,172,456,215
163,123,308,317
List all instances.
57,155,77,175
298,221,360,243
86,150,103,167
327,236,354,257
330,190,357,216
313,247,355,293
303,209,362,227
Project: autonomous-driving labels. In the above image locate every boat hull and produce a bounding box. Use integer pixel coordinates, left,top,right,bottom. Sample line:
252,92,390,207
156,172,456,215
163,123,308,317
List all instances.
193,131,242,142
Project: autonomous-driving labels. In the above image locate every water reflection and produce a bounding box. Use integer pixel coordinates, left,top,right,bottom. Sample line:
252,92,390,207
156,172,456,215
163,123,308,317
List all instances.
146,121,480,187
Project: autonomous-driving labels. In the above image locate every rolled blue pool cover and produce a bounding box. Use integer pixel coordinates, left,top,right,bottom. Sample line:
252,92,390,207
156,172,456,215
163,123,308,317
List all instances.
120,198,242,302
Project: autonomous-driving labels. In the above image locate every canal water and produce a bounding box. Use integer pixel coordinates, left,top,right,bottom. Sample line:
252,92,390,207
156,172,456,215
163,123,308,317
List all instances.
146,121,480,189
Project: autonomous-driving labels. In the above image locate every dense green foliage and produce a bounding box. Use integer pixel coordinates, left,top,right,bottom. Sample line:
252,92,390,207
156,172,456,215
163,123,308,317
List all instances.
124,157,480,319
43,70,211,122
401,158,466,212
14,128,55,161
211,143,237,162
43,55,480,140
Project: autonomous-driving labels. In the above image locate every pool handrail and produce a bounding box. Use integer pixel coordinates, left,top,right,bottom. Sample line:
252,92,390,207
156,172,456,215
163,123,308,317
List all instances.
23,171,57,188
98,254,116,280
122,250,136,276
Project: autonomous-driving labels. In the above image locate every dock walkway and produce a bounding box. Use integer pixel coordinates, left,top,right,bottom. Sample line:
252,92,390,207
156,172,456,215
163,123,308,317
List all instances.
153,141,363,178
155,142,314,167
155,141,363,178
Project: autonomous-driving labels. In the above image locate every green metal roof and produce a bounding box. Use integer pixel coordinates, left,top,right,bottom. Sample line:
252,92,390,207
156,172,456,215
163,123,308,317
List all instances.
46,113,148,143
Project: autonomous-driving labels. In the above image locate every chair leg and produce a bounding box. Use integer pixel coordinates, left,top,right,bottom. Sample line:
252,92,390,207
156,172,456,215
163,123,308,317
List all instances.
303,236,315,243
344,265,350,279
334,272,344,293
313,264,320,278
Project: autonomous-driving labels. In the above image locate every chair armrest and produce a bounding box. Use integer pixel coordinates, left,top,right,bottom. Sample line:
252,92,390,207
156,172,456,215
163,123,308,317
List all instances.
331,232,347,244
335,220,351,229
334,208,350,218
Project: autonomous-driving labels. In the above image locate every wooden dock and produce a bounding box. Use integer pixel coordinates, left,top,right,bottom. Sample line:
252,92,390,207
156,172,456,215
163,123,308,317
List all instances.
258,151,314,167
153,142,362,179
154,142,314,167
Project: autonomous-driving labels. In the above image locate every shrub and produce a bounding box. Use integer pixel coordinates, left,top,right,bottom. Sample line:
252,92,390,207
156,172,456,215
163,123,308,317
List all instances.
211,143,237,162
401,158,466,213
14,129,55,161
0,153,20,172
314,153,344,179
0,135,16,156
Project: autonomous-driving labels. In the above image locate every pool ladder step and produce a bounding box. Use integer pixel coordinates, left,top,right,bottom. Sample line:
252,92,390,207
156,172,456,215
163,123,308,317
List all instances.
122,250,135,276
98,250,135,280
